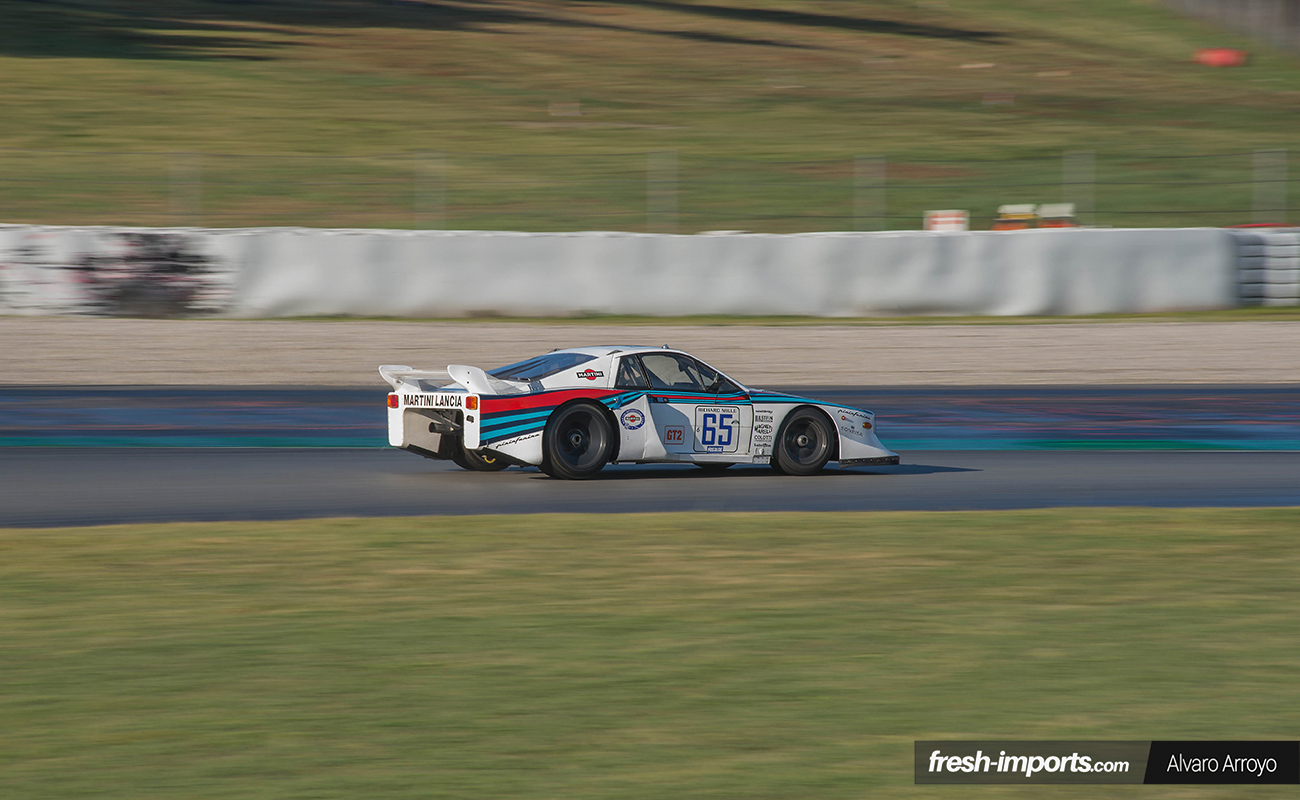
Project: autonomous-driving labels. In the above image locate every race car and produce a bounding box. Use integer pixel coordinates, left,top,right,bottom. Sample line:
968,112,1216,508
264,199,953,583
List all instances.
380,346,899,479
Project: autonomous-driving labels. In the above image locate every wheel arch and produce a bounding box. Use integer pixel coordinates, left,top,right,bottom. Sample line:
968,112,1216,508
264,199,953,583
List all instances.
775,403,839,462
543,396,622,465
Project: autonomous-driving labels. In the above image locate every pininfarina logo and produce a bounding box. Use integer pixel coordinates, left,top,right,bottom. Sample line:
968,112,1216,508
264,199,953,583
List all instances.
576,369,604,381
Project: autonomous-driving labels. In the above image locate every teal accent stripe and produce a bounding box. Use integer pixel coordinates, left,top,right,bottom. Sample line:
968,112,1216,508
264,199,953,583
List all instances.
751,392,866,413
481,408,552,433
482,420,547,442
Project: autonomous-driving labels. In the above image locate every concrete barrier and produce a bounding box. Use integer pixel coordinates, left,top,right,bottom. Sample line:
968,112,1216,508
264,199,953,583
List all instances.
1,224,1239,317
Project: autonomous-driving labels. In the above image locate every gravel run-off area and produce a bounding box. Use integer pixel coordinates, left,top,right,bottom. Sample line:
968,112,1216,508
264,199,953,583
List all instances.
2,318,1298,386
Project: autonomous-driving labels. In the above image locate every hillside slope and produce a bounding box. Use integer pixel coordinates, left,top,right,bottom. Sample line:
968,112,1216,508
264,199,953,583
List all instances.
2,0,1297,229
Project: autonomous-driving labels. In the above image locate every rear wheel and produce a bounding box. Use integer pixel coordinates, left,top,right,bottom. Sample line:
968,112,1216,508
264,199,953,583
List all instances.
543,403,613,479
451,440,510,471
775,408,834,476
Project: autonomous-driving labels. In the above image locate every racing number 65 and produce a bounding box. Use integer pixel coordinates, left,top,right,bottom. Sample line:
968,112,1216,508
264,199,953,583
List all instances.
700,412,734,447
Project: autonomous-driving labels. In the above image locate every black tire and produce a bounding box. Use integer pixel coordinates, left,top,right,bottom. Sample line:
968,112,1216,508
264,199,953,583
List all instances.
774,408,834,476
543,402,613,480
451,440,510,471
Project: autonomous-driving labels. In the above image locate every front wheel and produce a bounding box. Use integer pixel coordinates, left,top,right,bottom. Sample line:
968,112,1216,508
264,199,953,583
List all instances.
775,408,834,476
543,403,613,479
451,440,510,471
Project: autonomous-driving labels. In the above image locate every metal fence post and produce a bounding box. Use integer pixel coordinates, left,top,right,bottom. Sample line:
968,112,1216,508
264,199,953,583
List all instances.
1253,148,1287,225
415,150,446,230
647,150,678,233
170,152,202,227
854,156,886,231
1063,150,1095,227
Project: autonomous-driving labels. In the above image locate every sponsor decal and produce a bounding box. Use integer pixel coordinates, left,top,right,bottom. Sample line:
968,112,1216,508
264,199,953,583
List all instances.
753,435,774,447
663,425,686,445
620,409,645,431
492,431,542,448
695,406,741,453
403,393,464,409
754,410,774,424
754,422,773,435
837,409,873,439
576,369,605,381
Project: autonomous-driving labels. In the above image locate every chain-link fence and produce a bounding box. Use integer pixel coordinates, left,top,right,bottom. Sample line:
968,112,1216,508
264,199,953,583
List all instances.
0,148,1291,232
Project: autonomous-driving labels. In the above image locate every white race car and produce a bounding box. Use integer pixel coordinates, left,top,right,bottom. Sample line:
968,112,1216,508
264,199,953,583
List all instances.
380,346,899,479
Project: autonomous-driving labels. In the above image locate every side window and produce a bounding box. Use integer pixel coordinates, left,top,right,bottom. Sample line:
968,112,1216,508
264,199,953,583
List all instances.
692,358,720,391
615,356,650,389
640,353,704,391
690,358,741,393
713,376,741,394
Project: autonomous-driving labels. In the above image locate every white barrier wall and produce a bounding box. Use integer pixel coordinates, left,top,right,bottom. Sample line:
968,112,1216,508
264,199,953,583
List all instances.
0,225,1238,317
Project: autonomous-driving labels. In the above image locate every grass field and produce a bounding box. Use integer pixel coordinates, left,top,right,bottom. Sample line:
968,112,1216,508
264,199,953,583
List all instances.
1,0,1298,230
3,508,1299,798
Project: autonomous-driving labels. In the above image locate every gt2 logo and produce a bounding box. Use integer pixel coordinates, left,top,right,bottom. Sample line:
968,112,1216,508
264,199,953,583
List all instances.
663,426,686,445
576,369,604,381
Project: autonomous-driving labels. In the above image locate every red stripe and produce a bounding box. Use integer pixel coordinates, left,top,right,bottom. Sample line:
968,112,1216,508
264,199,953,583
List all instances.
481,388,620,413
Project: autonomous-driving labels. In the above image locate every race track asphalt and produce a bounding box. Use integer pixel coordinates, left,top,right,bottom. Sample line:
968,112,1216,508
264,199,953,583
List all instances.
3,448,1299,528
3,384,1297,527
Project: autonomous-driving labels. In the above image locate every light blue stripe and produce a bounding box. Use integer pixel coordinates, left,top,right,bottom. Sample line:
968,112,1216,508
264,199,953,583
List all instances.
482,420,547,441
481,408,552,432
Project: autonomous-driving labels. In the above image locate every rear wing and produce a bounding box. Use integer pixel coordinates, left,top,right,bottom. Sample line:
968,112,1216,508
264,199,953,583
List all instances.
380,363,531,396
378,365,453,393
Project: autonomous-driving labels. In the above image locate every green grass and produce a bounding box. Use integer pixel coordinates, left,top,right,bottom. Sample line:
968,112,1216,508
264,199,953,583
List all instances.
3,509,1300,798
0,0,1298,230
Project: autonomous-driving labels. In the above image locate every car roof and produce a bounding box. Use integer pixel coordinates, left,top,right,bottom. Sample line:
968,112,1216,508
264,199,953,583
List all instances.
546,345,679,357
541,345,748,391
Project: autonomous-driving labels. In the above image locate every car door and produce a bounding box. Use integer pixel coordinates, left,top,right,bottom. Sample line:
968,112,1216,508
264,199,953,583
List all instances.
638,352,751,458
691,358,752,458
611,355,654,461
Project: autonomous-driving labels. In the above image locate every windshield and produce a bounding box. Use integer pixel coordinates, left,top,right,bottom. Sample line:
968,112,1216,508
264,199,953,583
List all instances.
489,352,597,382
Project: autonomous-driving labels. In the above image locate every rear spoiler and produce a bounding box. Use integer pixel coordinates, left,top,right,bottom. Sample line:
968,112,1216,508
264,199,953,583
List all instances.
379,364,528,395
378,365,453,392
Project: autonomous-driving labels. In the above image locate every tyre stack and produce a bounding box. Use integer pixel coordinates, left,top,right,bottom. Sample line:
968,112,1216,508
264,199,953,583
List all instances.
1235,229,1300,307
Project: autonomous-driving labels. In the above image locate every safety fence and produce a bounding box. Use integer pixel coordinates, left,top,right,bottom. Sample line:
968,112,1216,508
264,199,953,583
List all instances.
0,148,1292,233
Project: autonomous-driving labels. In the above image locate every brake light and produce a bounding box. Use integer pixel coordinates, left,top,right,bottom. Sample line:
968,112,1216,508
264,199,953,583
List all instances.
466,396,479,411
387,394,399,408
